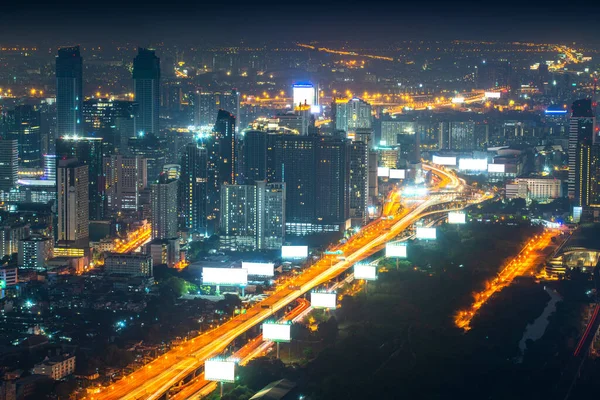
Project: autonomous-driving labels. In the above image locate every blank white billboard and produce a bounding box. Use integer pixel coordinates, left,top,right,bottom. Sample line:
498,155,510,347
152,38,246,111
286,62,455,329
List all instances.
242,262,275,277
487,163,505,173
354,264,377,281
385,242,407,258
484,91,501,99
459,158,488,171
204,360,235,383
310,292,337,309
432,155,457,166
281,246,308,259
451,96,465,103
377,167,390,177
448,212,466,224
293,84,315,106
416,227,437,240
202,267,248,286
262,323,291,342
389,169,406,179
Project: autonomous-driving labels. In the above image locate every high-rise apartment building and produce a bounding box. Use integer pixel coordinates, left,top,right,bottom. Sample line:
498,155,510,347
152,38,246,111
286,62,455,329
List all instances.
56,159,89,246
348,141,369,225
4,105,42,168
241,130,267,183
151,175,178,240
0,139,18,191
439,121,476,150
103,155,147,214
315,137,349,224
180,143,208,236
568,99,595,205
194,90,239,128
133,48,160,136
332,98,372,137
56,46,83,137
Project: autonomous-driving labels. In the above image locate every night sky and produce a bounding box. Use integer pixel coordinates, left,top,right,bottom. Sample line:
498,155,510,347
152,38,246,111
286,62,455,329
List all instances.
3,0,600,45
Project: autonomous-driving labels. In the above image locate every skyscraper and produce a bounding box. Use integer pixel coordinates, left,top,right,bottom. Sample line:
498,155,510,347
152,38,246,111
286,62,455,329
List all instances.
348,141,369,225
57,159,89,246
439,121,476,150
194,90,240,129
256,181,285,250
56,46,83,137
133,48,160,136
151,174,178,240
332,98,372,138
5,105,41,168
315,137,349,224
0,139,18,191
180,142,208,236
57,137,107,220
103,155,147,214
568,99,595,204
241,130,267,184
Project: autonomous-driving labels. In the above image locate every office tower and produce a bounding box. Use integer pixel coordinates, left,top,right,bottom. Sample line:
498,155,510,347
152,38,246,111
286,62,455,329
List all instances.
56,159,89,246
220,181,285,250
56,46,83,137
5,105,41,168
151,174,178,240
133,48,160,136
439,121,476,150
315,137,349,224
39,100,57,154
332,98,372,139
180,143,208,236
103,155,147,213
43,154,57,181
568,99,595,203
348,141,369,225
255,181,285,250
56,137,106,220
292,83,316,107
128,135,167,182
267,135,316,224
195,90,239,128
242,130,267,183
82,98,137,152
162,164,181,180
0,139,18,191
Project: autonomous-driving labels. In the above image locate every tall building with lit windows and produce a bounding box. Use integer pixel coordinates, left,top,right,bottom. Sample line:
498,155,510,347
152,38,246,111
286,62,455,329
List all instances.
56,158,89,247
568,100,595,207
179,143,208,236
56,46,83,137
133,48,160,136
103,155,147,214
0,139,18,191
150,174,178,240
5,105,42,168
332,98,372,138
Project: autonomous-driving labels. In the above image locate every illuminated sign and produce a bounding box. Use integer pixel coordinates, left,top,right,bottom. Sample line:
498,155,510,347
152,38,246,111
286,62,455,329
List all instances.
451,97,465,103
573,206,583,223
202,267,248,286
385,242,407,258
241,262,275,277
416,227,437,240
262,322,291,342
310,105,321,114
487,164,506,173
310,292,337,309
448,212,466,224
484,92,501,99
458,158,488,171
545,109,568,114
204,360,235,383
354,264,377,281
389,169,406,179
0,280,5,289
292,83,315,107
377,167,390,177
432,155,457,166
281,246,308,259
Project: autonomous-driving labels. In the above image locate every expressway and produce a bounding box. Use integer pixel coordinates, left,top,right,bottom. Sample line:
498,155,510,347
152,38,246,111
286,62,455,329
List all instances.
87,164,471,400
170,299,312,400
113,224,152,254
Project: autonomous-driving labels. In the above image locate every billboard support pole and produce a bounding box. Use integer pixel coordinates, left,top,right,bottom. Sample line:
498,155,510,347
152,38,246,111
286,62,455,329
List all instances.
364,279,368,294
396,258,399,270
276,342,280,359
216,284,220,295
220,381,224,398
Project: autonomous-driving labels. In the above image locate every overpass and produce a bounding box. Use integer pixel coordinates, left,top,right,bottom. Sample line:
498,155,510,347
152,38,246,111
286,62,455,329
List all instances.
87,164,485,400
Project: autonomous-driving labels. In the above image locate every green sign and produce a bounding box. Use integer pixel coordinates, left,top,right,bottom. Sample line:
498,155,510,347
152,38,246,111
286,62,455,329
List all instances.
0,280,5,289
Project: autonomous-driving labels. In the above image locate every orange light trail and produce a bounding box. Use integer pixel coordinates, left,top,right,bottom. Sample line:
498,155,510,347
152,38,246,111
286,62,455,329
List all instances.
454,230,555,331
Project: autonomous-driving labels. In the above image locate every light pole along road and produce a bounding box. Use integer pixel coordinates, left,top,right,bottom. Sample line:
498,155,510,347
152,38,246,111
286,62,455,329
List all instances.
88,164,480,400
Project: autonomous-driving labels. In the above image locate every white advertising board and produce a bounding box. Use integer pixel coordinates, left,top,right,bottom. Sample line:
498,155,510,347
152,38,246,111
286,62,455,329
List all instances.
451,96,465,103
241,262,275,277
448,212,466,224
310,292,337,309
487,163,505,173
293,84,315,107
416,227,437,240
377,167,390,177
354,264,377,281
458,158,488,171
432,155,457,166
204,360,235,383
385,242,407,258
262,323,291,342
202,267,248,286
484,92,501,99
389,169,406,179
281,246,308,259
